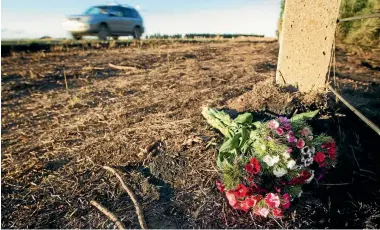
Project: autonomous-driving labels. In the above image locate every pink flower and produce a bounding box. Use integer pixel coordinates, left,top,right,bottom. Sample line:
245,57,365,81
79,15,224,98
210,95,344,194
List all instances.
296,138,305,149
254,207,270,218
216,180,225,193
264,193,280,208
281,194,291,209
268,120,279,129
225,191,238,209
288,131,294,136
272,208,283,218
300,127,312,137
276,127,284,136
287,148,293,153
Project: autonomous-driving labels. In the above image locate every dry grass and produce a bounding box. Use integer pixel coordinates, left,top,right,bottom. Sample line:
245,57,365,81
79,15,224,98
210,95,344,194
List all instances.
1,39,380,228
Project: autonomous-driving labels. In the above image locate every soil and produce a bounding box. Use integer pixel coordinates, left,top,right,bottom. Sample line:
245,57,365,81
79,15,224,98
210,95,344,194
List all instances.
2,39,380,228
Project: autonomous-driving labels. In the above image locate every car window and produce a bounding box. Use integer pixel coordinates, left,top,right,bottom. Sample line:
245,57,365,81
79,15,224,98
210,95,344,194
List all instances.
85,7,108,15
122,8,135,18
131,9,140,18
109,6,123,17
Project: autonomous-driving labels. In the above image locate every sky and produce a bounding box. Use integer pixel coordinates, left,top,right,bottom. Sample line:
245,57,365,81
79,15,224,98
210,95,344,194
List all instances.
1,0,282,39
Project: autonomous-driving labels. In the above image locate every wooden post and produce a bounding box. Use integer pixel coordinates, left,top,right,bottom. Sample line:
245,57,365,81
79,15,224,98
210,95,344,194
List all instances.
276,0,341,92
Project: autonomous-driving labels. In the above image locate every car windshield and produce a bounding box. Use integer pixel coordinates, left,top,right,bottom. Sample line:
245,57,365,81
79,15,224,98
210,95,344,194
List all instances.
84,7,108,15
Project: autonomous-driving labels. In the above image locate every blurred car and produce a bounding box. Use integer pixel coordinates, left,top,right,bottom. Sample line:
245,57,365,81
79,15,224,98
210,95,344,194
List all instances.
62,4,144,40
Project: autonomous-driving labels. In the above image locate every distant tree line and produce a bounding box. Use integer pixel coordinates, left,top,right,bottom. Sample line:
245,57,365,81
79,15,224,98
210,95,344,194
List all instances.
145,33,264,39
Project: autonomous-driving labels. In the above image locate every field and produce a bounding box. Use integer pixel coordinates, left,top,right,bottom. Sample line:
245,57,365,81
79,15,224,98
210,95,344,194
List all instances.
1,38,380,228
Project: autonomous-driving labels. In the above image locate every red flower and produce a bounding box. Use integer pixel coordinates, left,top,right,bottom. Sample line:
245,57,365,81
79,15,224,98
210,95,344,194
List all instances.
272,208,283,218
245,158,261,175
216,180,225,193
314,152,326,164
288,170,312,185
232,184,248,198
281,193,291,209
327,146,337,160
301,170,311,179
225,191,238,209
264,193,280,208
239,195,261,212
322,141,337,160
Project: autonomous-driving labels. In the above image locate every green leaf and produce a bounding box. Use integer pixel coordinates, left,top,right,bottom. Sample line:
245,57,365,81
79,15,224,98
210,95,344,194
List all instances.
252,121,262,128
238,127,249,149
202,107,236,138
217,151,235,168
249,130,260,142
241,139,253,154
234,113,253,124
219,133,241,153
290,110,319,122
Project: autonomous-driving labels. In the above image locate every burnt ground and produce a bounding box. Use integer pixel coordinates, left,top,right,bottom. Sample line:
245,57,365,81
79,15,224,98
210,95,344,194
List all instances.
1,39,380,228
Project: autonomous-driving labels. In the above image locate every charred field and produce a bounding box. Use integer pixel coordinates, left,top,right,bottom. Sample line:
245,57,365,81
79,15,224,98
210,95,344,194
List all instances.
1,39,380,228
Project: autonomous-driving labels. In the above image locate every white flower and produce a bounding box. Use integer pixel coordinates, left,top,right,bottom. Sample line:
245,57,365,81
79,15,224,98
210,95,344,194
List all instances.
273,167,288,177
301,155,314,167
298,190,303,197
263,155,280,167
261,145,266,151
301,146,315,158
287,160,296,169
305,170,314,183
281,151,290,159
268,120,279,129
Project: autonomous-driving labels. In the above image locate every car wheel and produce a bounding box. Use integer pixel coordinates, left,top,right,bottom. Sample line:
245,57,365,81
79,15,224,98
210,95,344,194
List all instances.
112,36,119,40
133,27,141,40
98,24,109,41
72,34,82,40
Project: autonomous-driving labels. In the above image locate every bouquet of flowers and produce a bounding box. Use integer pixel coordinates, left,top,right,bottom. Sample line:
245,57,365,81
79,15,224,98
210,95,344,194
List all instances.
202,107,337,218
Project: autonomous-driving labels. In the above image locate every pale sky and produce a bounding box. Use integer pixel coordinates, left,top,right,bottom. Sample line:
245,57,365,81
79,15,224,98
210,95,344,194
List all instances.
1,0,282,39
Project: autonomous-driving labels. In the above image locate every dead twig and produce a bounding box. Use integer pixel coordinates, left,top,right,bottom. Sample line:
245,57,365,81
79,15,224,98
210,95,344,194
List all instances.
90,200,126,230
108,63,138,71
63,67,69,93
320,182,351,186
103,166,147,229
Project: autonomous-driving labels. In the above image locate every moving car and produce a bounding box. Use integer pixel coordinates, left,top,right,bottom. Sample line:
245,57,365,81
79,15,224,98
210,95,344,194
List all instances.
62,4,144,40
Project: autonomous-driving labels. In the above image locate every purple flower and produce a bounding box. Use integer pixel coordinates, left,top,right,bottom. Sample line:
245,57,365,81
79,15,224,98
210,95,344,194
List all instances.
316,173,323,181
283,123,292,130
287,133,297,143
279,116,290,124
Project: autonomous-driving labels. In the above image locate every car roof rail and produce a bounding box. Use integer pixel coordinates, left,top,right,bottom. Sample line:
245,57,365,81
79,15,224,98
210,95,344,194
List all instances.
106,1,133,8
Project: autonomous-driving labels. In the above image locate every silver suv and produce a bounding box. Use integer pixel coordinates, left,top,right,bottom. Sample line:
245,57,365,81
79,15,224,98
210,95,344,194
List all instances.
63,4,144,40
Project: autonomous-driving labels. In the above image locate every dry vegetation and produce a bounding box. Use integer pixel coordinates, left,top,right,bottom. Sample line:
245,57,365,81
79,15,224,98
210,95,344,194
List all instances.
1,39,380,228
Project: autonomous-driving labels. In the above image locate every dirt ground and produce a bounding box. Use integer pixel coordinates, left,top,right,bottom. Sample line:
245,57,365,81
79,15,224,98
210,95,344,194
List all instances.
2,39,380,228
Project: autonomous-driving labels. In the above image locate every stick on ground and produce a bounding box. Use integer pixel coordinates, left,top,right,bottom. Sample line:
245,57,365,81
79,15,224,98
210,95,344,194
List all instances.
103,166,148,229
90,200,126,230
